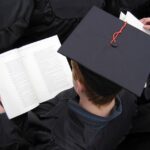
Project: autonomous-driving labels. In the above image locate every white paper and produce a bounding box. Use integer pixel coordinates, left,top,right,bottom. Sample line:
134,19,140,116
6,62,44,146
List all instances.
119,11,150,35
19,36,73,102
0,50,38,119
119,12,126,22
0,35,73,118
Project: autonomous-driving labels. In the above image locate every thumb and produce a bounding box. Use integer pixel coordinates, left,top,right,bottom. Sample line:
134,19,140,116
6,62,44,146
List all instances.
0,105,5,113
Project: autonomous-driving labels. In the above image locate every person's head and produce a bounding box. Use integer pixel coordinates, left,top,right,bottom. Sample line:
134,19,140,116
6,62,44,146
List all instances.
59,7,150,98
71,60,122,106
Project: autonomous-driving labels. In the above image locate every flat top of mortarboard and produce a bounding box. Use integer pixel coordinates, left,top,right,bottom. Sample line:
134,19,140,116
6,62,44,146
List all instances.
58,6,150,97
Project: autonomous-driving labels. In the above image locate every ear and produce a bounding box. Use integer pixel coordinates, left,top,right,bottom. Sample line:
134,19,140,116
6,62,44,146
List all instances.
75,80,86,94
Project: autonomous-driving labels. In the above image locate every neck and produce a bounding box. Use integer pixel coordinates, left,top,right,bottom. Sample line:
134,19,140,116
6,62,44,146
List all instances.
79,97,116,117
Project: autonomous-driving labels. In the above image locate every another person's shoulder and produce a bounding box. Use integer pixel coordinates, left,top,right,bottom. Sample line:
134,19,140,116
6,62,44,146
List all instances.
118,90,137,104
0,0,34,52
49,0,106,19
33,88,76,117
117,90,137,117
55,88,76,101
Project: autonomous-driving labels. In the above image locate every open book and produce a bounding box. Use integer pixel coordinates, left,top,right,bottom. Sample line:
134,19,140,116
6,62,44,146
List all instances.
0,36,73,119
119,11,150,35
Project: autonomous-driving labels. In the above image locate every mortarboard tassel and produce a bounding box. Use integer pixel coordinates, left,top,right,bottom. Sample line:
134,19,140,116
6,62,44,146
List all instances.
110,22,127,47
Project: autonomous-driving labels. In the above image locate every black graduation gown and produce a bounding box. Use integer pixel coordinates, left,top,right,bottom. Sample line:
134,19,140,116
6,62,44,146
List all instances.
11,0,150,48
0,88,137,150
104,0,150,18
1,0,150,52
116,76,150,150
0,0,34,53
116,103,150,150
15,0,106,47
0,0,106,52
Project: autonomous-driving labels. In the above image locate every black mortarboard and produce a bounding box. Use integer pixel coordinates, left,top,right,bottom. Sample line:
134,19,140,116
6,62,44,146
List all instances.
58,6,150,97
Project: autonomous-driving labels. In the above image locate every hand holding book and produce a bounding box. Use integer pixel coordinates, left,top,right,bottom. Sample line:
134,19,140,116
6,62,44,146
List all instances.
141,18,150,30
119,11,150,35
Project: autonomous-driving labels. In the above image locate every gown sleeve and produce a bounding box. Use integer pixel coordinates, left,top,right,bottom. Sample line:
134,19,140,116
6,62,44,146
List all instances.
0,111,62,150
0,0,34,53
0,88,75,150
15,0,106,46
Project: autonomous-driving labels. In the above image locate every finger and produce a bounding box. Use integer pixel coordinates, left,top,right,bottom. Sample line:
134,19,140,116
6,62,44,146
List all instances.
142,18,150,25
0,105,5,113
140,18,146,23
143,25,150,30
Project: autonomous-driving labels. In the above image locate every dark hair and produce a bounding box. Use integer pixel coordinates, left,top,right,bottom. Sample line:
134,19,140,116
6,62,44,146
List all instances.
71,60,122,105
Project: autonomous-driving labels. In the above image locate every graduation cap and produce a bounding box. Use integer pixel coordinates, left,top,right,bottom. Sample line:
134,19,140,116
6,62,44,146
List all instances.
58,6,150,97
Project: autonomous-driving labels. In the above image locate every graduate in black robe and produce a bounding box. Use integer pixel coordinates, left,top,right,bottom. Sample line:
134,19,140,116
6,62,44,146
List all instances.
1,7,150,150
116,18,150,150
0,0,105,52
105,0,150,18
0,88,137,150
0,0,150,52
116,76,150,150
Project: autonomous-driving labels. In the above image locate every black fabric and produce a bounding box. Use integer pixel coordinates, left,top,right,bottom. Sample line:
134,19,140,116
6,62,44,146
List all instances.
16,0,106,47
16,0,81,46
1,0,150,52
50,0,105,18
0,88,137,150
0,0,34,53
105,0,150,18
116,102,150,150
116,132,150,150
116,76,150,150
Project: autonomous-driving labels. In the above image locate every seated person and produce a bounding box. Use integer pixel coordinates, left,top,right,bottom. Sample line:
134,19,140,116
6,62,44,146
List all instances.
0,0,106,52
115,18,150,150
0,60,137,150
116,77,150,150
0,7,150,150
1,0,150,52
105,0,150,18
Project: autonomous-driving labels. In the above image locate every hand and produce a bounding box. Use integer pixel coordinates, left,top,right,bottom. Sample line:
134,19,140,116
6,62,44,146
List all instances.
140,18,150,30
0,97,5,113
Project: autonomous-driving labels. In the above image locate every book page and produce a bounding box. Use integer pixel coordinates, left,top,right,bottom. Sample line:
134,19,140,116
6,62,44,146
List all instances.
19,36,73,103
119,11,150,35
119,12,126,22
0,50,39,119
